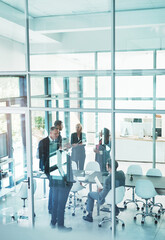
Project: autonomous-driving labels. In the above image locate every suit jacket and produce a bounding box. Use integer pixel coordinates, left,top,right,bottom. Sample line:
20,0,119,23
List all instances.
71,132,86,144
38,136,60,174
98,170,125,205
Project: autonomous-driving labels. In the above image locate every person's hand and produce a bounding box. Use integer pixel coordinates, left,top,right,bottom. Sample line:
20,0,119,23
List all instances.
93,148,99,153
98,188,102,193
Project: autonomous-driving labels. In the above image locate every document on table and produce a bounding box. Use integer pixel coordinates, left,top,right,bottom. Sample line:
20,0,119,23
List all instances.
85,170,94,175
94,176,103,189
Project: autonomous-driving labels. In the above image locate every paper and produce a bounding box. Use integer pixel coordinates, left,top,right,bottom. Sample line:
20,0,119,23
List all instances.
94,176,103,189
85,170,94,175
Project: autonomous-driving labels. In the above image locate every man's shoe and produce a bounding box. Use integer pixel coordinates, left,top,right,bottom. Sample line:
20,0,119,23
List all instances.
50,221,56,229
83,214,93,222
115,207,120,216
58,226,72,232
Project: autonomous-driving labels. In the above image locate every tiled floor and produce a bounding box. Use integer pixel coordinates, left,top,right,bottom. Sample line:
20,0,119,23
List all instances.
0,179,165,240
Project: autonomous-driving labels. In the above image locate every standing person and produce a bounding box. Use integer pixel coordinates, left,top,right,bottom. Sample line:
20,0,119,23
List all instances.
38,127,60,214
94,128,111,172
71,123,86,170
38,126,60,175
50,156,73,232
83,159,125,222
46,120,64,214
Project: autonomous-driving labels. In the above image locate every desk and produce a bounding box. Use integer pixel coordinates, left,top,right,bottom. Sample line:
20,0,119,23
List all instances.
74,170,165,191
125,174,165,191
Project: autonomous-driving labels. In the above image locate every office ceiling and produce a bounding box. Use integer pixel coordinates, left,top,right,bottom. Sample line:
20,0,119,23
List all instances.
0,0,165,53
1,0,165,17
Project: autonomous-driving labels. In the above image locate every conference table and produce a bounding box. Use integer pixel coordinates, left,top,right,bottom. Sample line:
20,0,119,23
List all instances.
74,170,165,191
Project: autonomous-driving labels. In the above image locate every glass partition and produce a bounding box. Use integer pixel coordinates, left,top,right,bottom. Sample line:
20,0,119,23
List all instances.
0,0,26,71
0,112,27,223
0,76,27,108
30,76,111,110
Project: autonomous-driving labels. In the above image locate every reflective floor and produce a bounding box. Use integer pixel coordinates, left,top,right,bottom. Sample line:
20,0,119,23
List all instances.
0,179,165,240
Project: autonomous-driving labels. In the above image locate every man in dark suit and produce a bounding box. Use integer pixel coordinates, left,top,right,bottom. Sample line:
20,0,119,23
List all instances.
38,126,72,231
83,159,125,222
38,126,60,174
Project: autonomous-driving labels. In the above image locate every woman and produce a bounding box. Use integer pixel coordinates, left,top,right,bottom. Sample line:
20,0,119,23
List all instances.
71,123,86,145
71,123,86,170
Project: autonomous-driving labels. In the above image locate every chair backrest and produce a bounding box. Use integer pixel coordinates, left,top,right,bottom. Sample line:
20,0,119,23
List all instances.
127,164,143,175
71,176,84,192
72,160,78,170
135,179,157,199
105,186,125,205
146,168,162,177
85,161,100,171
19,181,28,199
19,179,37,199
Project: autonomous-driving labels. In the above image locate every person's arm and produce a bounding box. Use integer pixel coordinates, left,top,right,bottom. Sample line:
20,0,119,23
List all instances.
71,133,74,145
99,175,111,200
38,140,46,171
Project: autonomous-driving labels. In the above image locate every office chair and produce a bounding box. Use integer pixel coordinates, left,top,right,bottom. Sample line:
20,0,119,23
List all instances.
67,176,85,216
82,161,101,213
146,168,163,216
67,160,85,216
134,179,158,224
98,186,125,229
124,164,144,210
11,179,36,222
85,161,100,172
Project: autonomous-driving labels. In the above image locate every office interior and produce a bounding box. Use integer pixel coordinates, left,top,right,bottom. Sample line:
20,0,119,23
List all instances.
1,0,165,239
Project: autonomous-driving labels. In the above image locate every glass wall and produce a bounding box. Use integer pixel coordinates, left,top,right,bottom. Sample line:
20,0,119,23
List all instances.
1,0,165,236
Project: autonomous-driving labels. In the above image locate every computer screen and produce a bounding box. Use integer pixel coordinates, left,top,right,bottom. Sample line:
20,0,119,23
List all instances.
0,133,8,159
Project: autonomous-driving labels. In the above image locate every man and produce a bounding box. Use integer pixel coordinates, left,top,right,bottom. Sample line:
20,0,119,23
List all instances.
38,127,59,215
38,126,60,174
38,127,72,231
47,120,63,213
83,159,125,222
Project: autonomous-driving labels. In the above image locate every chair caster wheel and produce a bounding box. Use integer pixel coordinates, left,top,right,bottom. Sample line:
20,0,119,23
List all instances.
83,210,86,214
137,207,140,211
134,216,136,221
98,224,102,227
72,213,75,216
79,199,82,202
124,205,127,209
141,221,144,224
141,207,144,211
11,216,15,221
157,215,161,219
122,223,125,227
155,220,158,224
68,207,70,209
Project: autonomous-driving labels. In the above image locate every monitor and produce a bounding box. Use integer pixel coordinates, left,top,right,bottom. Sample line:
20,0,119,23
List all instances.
155,128,162,137
0,133,8,159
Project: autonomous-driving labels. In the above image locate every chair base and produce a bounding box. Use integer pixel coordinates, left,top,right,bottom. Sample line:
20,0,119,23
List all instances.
98,216,125,229
67,192,84,216
134,200,158,224
134,212,158,224
124,199,144,210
